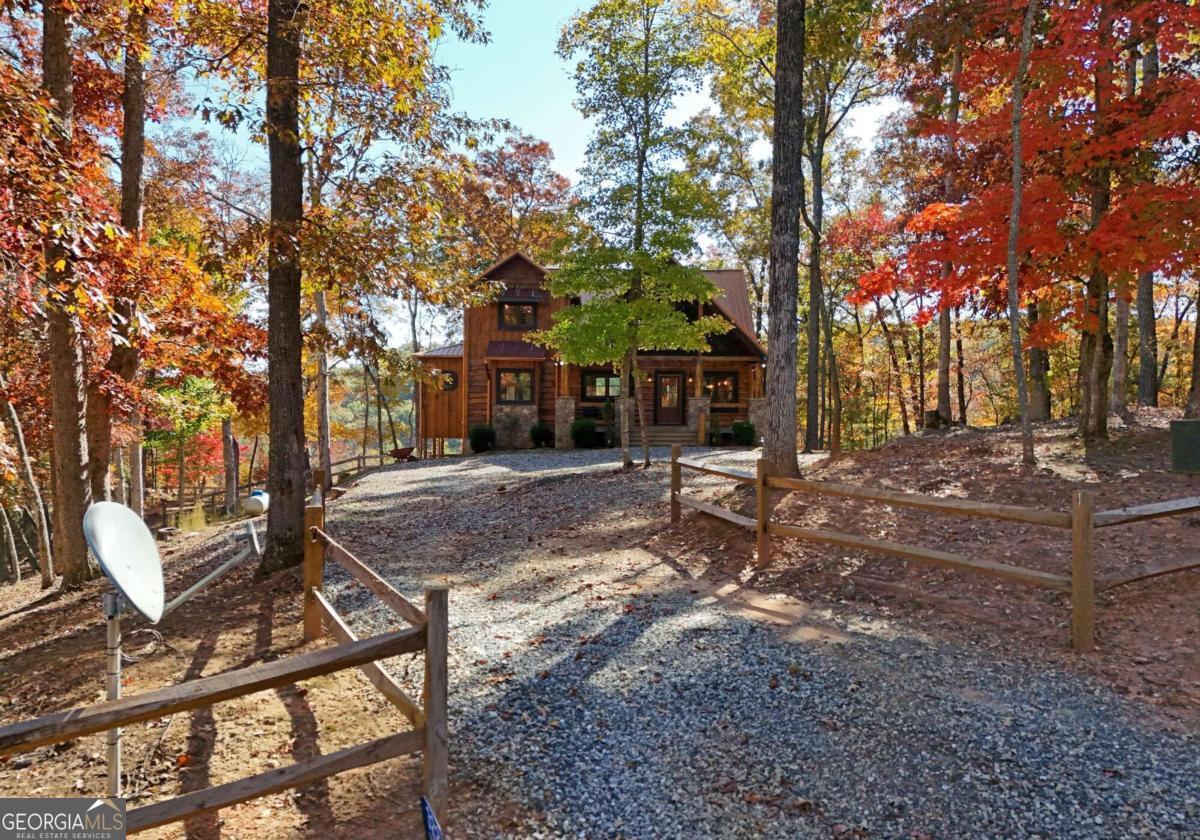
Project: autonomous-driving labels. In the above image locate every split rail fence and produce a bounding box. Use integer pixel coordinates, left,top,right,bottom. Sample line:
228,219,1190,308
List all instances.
0,500,449,832
669,445,1200,652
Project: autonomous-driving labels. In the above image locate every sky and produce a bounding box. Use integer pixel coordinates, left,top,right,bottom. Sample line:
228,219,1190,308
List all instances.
437,0,897,180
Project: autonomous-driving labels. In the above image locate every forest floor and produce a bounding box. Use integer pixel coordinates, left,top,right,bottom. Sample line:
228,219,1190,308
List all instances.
0,412,1197,838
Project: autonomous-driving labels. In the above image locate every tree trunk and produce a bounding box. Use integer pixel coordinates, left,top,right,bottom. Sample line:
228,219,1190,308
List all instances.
261,0,307,573
407,296,421,446
632,354,650,468
176,439,186,519
618,350,634,469
1006,0,1039,466
1079,4,1114,438
0,373,54,586
955,308,968,424
366,364,401,452
1,506,20,583
1186,276,1200,418
803,149,823,453
876,300,911,435
222,418,238,514
129,408,144,516
86,2,147,502
824,296,842,456
1134,37,1160,406
43,3,95,587
935,45,963,426
1027,302,1052,421
314,289,332,491
113,447,127,504
1110,292,1130,416
763,0,805,477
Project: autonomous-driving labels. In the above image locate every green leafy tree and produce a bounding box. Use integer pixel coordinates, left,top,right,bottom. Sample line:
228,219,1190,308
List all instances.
547,0,727,468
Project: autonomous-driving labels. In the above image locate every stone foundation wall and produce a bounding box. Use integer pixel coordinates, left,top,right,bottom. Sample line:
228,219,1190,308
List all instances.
554,397,576,449
493,403,538,449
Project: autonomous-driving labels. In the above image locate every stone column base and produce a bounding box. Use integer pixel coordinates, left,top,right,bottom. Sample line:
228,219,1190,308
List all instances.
688,397,712,444
747,398,767,441
493,404,537,449
555,396,576,448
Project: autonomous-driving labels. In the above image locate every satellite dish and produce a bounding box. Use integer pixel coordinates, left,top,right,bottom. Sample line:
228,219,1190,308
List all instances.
243,492,269,516
83,502,164,623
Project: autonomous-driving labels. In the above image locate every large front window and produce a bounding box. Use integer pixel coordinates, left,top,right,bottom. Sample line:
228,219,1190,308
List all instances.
496,369,534,403
499,302,537,330
582,370,622,401
703,371,738,404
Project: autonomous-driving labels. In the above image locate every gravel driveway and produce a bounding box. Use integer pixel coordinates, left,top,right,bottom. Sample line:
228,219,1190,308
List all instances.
321,448,1199,839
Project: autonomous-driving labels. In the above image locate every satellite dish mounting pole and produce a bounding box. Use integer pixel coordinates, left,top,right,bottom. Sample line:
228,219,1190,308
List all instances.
102,592,123,797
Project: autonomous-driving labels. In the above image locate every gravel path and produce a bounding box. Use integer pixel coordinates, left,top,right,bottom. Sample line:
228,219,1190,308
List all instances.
322,448,1199,839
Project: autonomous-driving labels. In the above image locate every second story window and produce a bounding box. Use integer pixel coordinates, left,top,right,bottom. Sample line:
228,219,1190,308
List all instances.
499,302,537,330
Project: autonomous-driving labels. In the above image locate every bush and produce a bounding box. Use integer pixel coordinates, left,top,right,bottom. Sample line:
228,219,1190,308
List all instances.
731,420,757,446
530,421,554,448
570,417,598,448
468,424,496,453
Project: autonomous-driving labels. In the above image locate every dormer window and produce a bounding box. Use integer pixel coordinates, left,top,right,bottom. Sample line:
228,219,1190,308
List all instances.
499,302,537,331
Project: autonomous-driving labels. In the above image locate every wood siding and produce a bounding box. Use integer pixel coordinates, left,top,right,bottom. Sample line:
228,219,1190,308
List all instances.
418,357,464,439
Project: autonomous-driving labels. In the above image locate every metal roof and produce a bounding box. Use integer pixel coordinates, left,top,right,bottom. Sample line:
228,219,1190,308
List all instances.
414,343,463,358
485,340,547,360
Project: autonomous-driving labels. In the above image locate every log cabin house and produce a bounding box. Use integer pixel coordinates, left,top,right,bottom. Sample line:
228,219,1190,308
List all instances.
414,251,766,454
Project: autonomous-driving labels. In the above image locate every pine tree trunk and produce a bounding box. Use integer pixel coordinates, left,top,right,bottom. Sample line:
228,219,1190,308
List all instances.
261,0,307,573
1007,0,1038,466
43,3,95,587
0,374,54,586
763,0,805,477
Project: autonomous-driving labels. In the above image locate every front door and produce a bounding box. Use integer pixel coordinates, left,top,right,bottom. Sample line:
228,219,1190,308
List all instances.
655,372,684,425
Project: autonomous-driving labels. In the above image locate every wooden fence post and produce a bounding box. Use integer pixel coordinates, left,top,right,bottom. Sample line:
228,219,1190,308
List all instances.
697,412,707,446
1071,490,1095,652
670,444,682,523
755,458,770,568
303,503,326,642
423,587,449,820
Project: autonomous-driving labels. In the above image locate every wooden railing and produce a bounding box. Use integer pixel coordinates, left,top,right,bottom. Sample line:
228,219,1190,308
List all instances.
0,508,449,832
303,500,448,815
669,445,1200,653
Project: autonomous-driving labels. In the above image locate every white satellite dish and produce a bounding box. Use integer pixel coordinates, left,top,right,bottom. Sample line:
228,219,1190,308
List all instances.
83,502,164,624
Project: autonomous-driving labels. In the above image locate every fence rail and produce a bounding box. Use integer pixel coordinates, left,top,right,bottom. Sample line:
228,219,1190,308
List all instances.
669,445,1199,653
0,502,450,832
303,499,449,816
